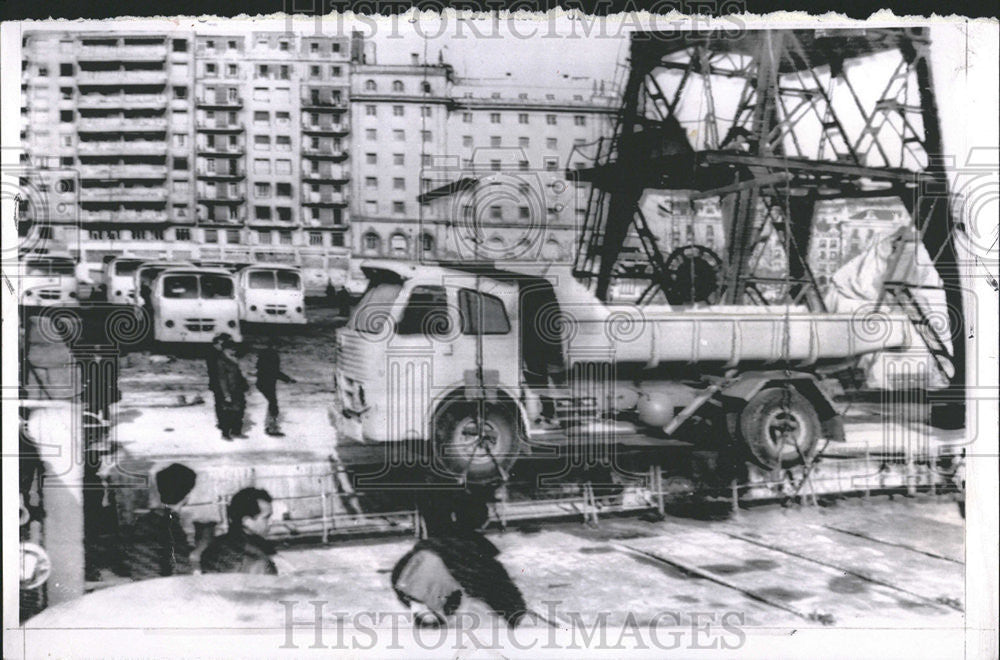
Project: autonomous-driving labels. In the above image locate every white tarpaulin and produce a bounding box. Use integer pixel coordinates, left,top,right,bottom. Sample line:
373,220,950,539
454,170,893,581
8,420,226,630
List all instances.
823,227,953,389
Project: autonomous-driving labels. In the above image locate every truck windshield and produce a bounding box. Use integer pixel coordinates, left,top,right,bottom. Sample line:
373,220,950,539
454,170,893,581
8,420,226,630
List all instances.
352,282,402,333
201,274,235,299
114,261,141,276
26,260,75,276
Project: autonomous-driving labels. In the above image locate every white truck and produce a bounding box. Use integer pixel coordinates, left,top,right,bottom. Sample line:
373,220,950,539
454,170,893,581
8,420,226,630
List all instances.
330,260,912,483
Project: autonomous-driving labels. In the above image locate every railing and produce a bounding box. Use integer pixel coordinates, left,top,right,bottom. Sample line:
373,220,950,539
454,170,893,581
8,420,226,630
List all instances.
78,164,168,179
76,141,168,155
80,210,169,222
302,168,349,180
76,117,169,132
304,192,346,204
197,192,246,202
197,143,244,154
302,122,348,133
196,167,246,178
300,97,346,108
76,94,167,107
302,146,347,158
79,187,168,201
195,120,245,131
195,96,244,107
77,45,167,60
77,70,168,84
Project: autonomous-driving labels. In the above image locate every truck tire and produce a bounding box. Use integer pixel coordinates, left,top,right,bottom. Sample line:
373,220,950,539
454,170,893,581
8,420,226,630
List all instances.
432,398,523,484
739,387,820,469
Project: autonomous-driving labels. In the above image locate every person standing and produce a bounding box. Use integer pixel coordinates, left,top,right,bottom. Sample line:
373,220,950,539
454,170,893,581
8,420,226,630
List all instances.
201,487,277,575
256,338,295,437
217,338,249,439
206,333,231,436
126,463,197,580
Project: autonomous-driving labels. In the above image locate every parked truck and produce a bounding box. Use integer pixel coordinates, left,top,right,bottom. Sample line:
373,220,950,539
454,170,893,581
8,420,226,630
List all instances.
330,260,913,483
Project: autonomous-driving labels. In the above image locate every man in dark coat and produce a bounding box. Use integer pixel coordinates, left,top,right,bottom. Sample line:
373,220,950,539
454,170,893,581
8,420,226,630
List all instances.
256,338,295,437
201,487,277,575
206,333,231,436
217,338,248,439
126,463,197,580
392,489,527,628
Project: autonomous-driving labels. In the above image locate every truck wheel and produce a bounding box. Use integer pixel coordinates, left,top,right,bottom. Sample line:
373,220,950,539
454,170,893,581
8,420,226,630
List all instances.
432,399,523,484
739,387,820,469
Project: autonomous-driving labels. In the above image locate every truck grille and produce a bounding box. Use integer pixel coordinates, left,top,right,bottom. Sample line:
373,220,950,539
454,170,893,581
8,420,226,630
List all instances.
264,304,287,316
184,318,216,332
38,289,61,300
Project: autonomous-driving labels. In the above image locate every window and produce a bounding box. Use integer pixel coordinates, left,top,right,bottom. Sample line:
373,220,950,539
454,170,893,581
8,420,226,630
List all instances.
518,113,529,124
393,129,405,141
458,289,510,335
421,130,431,143
254,159,271,174
227,64,238,78
173,39,187,52
310,42,319,53
276,111,290,125
280,41,290,52
366,128,377,141
392,201,405,215
398,285,450,336
60,63,73,76
258,230,272,244
544,157,559,171
392,80,404,92
205,63,217,77
255,183,271,197
254,110,269,125
330,65,341,77
255,206,271,220
176,227,191,241
365,200,378,215
574,115,586,126
393,105,404,117
204,229,219,244
276,182,292,197
279,230,292,245
518,137,530,148
490,205,502,219
60,110,73,123
462,135,473,148
206,40,215,50
490,160,501,172
421,106,431,118
365,177,378,189
163,274,199,299
518,206,530,219
226,229,240,244
363,232,380,252
490,136,501,147
331,233,344,247
365,80,376,91
546,137,557,149
173,157,189,170
393,177,405,190
393,153,404,166
462,112,472,123
308,231,323,246
365,153,377,165
276,135,291,151
254,135,271,150
546,114,557,126
276,159,291,174
366,105,377,116
490,113,501,124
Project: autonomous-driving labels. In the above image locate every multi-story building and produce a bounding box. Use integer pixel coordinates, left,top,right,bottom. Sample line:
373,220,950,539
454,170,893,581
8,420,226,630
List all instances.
19,29,352,292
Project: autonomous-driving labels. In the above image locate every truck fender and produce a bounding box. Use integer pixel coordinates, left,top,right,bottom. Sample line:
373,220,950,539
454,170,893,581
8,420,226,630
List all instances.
720,372,844,442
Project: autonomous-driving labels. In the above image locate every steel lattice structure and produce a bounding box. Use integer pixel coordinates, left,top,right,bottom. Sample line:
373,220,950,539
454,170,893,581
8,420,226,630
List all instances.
572,27,965,389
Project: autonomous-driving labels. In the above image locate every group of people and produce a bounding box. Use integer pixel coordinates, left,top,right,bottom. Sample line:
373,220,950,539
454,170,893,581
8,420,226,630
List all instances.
206,333,295,440
127,463,278,578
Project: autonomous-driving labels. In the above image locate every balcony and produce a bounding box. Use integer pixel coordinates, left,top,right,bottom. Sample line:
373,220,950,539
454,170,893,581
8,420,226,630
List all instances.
76,117,169,132
79,187,168,202
78,164,168,179
77,140,168,155
196,167,246,179
196,95,244,108
301,167,349,182
302,122,349,135
80,210,169,223
197,142,245,155
76,93,167,108
302,145,348,160
77,45,168,60
302,192,347,205
197,192,246,203
300,96,347,109
196,120,245,132
77,70,169,85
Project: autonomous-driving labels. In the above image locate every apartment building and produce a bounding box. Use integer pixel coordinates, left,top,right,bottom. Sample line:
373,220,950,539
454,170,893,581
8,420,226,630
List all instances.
20,29,352,292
